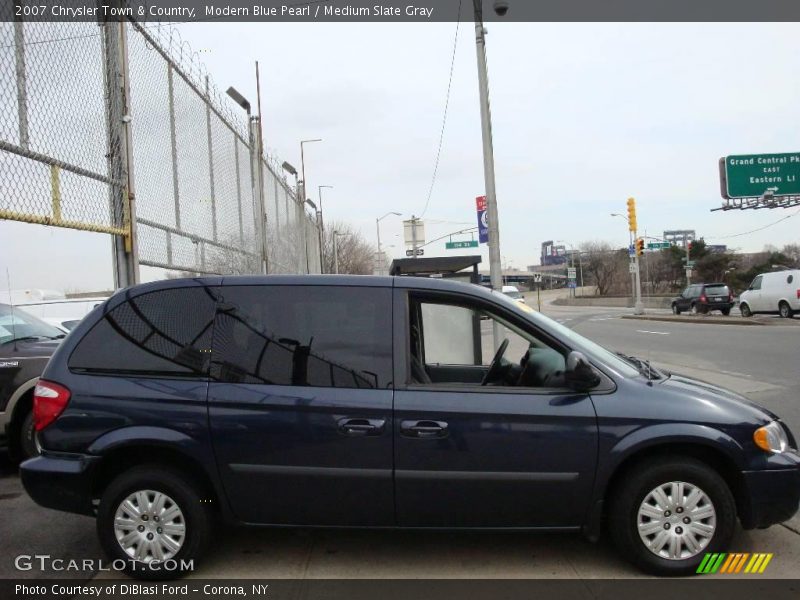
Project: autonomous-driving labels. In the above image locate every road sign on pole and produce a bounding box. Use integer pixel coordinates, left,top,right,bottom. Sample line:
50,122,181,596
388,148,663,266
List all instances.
567,267,577,279
405,248,424,257
647,242,671,250
532,273,542,283
446,240,479,250
720,152,800,199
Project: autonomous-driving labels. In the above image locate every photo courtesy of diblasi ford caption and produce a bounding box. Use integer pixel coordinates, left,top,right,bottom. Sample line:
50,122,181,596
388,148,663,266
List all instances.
19,276,800,579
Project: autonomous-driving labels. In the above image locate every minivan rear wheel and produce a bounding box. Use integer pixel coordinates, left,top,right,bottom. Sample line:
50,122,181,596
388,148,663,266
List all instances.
609,456,736,576
778,301,793,318
97,466,211,580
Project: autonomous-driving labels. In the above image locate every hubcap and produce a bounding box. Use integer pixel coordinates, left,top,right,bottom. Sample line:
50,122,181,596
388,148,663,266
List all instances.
637,481,716,560
114,490,186,563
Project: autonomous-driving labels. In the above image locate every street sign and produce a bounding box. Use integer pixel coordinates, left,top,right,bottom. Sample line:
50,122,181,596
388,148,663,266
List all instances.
628,244,636,257
405,248,424,257
567,267,576,279
567,281,577,289
446,240,479,250
629,262,638,273
532,273,542,283
647,242,671,249
720,152,800,199
403,218,425,247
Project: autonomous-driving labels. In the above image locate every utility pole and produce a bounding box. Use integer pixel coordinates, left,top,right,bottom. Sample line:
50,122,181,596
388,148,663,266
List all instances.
333,231,339,274
473,0,503,348
627,197,644,315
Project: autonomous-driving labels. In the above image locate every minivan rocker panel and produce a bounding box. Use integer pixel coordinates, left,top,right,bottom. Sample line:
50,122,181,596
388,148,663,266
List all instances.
20,275,800,578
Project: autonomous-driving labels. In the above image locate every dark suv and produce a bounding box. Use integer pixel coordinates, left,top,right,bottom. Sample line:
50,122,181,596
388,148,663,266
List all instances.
21,276,800,578
671,283,734,315
0,303,64,461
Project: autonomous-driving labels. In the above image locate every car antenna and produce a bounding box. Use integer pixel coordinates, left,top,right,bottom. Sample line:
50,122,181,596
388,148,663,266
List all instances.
6,268,17,351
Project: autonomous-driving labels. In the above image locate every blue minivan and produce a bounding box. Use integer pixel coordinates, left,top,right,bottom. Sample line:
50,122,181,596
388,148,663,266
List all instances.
20,276,800,578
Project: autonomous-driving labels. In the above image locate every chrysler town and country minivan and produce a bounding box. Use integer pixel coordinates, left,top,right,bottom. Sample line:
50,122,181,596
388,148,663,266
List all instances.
20,276,800,578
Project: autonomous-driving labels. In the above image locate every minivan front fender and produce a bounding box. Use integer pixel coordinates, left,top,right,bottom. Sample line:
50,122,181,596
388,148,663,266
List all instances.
599,422,747,482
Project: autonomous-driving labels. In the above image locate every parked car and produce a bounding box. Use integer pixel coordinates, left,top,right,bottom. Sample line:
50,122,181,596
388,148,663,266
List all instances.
20,276,799,579
15,298,107,333
501,284,526,304
739,270,800,318
671,283,734,315
0,303,65,460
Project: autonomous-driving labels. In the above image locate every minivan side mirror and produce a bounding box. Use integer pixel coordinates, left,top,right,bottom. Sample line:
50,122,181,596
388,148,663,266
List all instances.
565,351,602,392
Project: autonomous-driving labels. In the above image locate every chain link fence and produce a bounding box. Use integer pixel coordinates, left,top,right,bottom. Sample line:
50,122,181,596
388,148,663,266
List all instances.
1,11,320,282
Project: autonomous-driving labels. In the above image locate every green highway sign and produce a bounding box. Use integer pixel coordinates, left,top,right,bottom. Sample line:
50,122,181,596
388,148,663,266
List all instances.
445,240,479,250
720,152,800,199
647,242,671,249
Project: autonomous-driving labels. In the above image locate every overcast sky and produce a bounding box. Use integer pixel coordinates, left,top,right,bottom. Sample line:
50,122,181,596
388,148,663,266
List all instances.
2,21,800,291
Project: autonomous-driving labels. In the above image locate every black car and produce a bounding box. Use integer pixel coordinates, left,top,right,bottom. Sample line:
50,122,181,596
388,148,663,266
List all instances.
0,303,65,460
20,276,800,579
671,283,734,315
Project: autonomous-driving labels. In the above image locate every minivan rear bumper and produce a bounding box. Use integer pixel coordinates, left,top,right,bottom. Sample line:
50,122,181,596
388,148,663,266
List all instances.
740,456,800,529
20,452,99,516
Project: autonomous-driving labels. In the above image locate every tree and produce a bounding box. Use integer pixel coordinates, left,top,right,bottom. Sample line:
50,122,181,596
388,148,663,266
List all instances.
580,241,628,296
322,221,376,275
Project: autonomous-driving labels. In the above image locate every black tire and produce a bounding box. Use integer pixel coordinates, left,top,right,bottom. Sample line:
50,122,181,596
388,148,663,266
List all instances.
18,409,40,461
740,303,752,318
609,456,736,576
721,308,731,316
97,466,212,580
671,304,681,315
778,301,793,319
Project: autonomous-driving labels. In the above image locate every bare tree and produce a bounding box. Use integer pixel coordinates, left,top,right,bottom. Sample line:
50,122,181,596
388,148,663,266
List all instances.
322,221,376,275
580,241,628,296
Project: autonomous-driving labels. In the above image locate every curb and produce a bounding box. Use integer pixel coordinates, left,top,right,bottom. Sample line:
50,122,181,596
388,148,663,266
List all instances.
620,315,767,326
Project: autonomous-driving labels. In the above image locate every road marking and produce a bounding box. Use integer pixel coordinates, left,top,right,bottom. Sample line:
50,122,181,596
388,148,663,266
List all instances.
636,329,670,335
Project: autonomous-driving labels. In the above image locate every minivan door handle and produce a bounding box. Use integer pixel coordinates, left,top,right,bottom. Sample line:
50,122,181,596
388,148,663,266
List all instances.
337,418,386,437
400,420,449,439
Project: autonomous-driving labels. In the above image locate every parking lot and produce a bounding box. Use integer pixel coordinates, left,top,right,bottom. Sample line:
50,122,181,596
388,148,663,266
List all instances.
1,298,798,580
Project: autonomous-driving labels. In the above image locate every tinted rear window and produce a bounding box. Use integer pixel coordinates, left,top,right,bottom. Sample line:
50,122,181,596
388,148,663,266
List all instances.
211,285,392,388
704,285,730,296
69,286,218,377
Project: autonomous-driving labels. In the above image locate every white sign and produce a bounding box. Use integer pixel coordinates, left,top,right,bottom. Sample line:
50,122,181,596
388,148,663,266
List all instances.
405,248,424,257
532,273,542,283
567,267,577,279
629,262,638,273
403,219,425,247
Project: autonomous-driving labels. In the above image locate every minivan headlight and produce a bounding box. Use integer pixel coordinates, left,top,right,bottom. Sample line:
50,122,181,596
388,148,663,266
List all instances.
753,421,789,454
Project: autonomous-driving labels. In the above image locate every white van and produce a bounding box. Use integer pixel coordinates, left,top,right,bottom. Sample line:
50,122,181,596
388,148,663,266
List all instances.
738,270,800,318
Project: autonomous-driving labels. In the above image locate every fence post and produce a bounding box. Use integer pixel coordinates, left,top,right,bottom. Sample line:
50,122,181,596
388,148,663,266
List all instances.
249,117,268,274
12,11,29,149
205,76,218,242
167,64,181,232
103,15,139,288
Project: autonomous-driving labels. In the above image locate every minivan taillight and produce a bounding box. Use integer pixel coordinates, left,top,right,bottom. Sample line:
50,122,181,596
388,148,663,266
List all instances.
796,289,800,300
699,294,707,303
33,380,71,431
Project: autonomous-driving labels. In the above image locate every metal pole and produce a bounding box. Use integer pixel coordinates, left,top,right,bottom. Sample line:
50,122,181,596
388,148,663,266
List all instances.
333,233,339,274
376,217,383,275
474,1,503,348
317,211,324,272
205,76,217,243
411,214,418,259
250,117,268,274
13,15,29,149
105,15,139,288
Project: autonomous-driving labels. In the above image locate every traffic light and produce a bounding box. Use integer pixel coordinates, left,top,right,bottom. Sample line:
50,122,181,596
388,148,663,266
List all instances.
626,197,637,232
636,238,645,257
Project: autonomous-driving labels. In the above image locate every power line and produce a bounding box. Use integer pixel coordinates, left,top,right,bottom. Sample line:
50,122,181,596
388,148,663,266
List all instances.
419,0,462,218
708,207,800,240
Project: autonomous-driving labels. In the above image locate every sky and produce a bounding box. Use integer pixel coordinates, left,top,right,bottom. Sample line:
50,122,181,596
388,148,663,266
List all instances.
2,21,800,291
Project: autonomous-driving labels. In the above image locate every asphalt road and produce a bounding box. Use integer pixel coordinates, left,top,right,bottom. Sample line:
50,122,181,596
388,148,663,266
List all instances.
1,295,798,580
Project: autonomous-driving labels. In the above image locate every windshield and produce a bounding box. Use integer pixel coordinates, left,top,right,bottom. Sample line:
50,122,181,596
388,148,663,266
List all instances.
490,291,641,378
0,304,65,345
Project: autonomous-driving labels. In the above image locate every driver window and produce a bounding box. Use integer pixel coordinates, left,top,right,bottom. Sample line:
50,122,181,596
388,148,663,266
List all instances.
411,298,567,389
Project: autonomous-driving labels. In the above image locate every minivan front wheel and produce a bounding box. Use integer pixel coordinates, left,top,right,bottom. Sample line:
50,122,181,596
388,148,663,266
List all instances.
97,466,211,580
740,303,752,318
609,457,736,576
